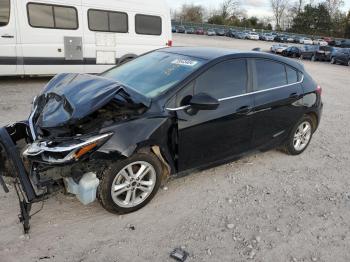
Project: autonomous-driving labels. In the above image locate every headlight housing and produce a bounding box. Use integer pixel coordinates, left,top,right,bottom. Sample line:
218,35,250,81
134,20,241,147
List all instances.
23,133,113,164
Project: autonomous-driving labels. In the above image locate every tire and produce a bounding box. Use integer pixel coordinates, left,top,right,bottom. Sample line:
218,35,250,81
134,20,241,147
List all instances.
330,57,336,64
284,115,315,155
299,54,303,60
347,60,350,66
311,55,316,62
98,152,162,214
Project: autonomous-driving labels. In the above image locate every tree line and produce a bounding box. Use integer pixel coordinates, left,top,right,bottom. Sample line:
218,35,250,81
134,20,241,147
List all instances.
171,0,350,38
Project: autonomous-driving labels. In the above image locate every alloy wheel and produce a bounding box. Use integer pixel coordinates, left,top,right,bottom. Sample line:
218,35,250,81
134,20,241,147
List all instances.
111,161,157,208
293,121,312,152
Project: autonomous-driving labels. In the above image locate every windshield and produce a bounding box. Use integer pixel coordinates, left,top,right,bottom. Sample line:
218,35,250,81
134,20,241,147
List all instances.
102,51,206,98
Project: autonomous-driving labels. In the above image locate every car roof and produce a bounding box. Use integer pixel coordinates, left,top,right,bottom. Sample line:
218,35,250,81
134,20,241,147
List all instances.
158,47,304,71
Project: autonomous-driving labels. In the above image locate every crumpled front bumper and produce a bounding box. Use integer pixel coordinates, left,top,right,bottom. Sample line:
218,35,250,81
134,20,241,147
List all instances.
0,123,36,201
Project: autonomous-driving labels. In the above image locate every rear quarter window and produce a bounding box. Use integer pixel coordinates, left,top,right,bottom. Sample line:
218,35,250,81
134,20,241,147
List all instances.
135,14,161,35
0,0,10,27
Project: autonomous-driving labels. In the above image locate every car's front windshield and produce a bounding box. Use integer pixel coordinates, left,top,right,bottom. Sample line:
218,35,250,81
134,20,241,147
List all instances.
102,51,206,98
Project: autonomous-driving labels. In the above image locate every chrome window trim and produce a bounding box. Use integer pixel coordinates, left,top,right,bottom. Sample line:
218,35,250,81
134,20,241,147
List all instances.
166,75,304,111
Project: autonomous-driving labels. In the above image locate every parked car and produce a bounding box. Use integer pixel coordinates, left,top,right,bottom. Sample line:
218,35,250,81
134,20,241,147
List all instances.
286,35,295,43
330,48,350,66
262,34,275,41
340,39,350,48
177,26,186,34
226,29,236,38
236,32,247,39
300,45,317,60
187,28,195,34
293,36,302,43
324,46,340,61
172,26,177,33
282,46,303,58
275,35,288,42
207,29,216,36
271,44,289,54
195,27,205,35
246,32,259,40
0,47,323,232
299,37,313,45
216,28,226,36
322,37,333,44
313,39,328,46
313,46,336,61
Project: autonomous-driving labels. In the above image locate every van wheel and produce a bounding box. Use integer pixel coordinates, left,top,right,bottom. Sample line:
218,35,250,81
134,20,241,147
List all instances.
98,152,162,214
284,115,314,155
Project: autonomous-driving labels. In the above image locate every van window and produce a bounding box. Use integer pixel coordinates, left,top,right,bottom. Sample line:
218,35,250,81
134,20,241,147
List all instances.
0,0,10,27
255,59,287,91
135,14,161,35
195,59,248,99
88,9,128,33
27,3,78,30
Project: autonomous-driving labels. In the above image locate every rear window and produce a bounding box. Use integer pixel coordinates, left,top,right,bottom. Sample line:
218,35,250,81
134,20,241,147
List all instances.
88,9,128,33
0,0,10,27
255,59,287,90
102,51,205,98
286,66,298,84
135,14,162,35
27,3,78,30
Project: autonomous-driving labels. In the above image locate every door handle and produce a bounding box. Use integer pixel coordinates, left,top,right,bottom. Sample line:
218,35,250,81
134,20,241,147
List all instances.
1,34,14,38
236,105,252,115
289,92,299,99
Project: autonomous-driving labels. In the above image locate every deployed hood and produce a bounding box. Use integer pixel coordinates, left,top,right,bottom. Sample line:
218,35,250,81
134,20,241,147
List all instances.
33,73,151,129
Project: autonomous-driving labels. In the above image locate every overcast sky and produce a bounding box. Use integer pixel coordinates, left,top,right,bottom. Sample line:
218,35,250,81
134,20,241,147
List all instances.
166,0,350,18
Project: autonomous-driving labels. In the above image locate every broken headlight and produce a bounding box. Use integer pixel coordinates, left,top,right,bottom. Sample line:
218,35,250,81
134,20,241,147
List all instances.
23,133,113,164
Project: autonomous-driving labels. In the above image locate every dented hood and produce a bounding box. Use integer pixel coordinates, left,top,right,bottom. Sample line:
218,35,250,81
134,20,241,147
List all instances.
33,73,150,128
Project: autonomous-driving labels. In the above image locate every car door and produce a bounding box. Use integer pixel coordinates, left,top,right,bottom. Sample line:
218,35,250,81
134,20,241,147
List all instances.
0,0,17,74
175,59,254,172
251,58,304,148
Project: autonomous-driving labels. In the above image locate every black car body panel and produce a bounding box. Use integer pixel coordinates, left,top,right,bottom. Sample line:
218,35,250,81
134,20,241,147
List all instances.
332,48,350,65
0,47,322,232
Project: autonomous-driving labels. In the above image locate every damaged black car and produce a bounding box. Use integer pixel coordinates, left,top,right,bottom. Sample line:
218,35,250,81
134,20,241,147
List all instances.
0,47,322,232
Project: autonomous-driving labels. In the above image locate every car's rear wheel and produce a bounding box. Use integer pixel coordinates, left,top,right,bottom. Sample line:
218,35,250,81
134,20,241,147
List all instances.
98,152,162,214
284,115,314,155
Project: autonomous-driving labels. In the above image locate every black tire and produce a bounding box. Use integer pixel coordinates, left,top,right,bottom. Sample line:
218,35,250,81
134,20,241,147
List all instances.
98,152,162,214
284,115,315,155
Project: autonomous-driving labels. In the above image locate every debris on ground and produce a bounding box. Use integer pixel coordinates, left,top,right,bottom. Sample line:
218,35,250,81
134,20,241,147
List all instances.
170,248,189,262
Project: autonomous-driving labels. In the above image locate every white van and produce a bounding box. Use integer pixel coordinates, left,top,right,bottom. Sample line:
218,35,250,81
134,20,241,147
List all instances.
0,0,172,76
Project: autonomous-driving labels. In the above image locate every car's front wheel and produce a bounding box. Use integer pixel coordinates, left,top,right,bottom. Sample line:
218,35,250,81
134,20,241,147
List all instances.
98,152,162,214
284,115,314,155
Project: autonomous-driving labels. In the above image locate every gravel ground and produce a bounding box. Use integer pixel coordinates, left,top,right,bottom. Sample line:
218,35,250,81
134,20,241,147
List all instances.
0,34,350,262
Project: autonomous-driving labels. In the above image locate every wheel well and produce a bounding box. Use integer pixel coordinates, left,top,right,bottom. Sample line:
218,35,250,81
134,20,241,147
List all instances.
306,112,318,131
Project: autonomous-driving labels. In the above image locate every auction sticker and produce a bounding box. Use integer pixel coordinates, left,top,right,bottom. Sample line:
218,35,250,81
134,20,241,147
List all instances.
171,59,198,67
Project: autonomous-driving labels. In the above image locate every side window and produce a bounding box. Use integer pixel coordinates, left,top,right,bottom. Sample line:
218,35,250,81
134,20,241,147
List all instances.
286,66,298,84
194,59,248,99
255,59,287,91
27,3,78,30
135,14,161,35
88,9,128,33
0,0,10,27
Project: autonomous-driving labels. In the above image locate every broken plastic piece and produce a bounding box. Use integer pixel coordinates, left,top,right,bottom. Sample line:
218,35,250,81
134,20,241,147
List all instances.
170,248,189,262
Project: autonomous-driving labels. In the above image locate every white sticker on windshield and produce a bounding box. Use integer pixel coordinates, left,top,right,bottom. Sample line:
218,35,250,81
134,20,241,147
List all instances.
171,59,198,67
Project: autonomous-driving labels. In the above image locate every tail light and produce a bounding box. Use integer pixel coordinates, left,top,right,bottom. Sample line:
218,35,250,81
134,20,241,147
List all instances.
316,85,322,95
167,40,173,47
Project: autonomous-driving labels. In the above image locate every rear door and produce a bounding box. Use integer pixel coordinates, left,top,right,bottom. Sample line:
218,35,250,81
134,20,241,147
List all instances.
0,0,17,74
251,58,304,148
176,59,254,171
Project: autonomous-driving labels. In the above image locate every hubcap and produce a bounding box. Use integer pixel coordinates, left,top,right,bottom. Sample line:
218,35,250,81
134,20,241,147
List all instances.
293,121,312,151
111,161,156,208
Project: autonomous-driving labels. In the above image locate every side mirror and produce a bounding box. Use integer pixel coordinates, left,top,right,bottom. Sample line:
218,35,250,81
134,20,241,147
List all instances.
189,93,219,111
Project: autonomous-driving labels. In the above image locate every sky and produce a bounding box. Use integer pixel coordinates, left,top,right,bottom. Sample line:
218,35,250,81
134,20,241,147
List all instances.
166,0,350,18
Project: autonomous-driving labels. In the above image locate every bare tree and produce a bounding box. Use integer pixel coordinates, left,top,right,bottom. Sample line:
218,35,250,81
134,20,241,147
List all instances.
324,0,344,19
219,0,240,20
270,0,289,30
179,4,205,23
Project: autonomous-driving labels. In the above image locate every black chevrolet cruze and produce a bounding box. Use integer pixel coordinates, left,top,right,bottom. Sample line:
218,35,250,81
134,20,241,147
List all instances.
0,47,322,232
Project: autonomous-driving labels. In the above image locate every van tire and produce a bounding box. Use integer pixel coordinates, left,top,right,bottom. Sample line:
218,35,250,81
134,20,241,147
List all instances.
98,152,162,214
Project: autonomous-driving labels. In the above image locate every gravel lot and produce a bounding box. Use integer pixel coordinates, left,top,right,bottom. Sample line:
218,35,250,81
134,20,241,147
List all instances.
1,34,350,262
